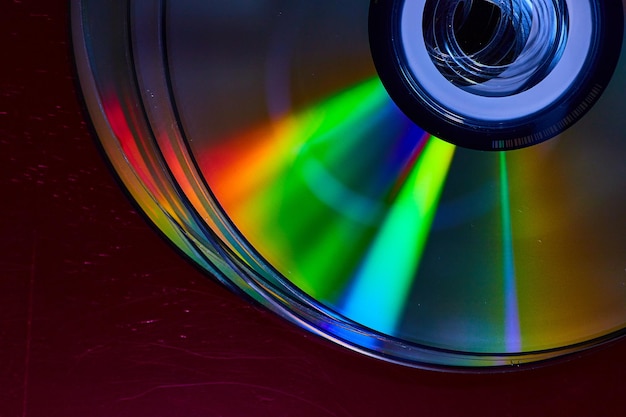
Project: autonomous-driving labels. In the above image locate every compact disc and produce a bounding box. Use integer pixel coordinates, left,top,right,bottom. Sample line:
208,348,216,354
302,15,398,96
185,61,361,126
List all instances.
72,0,626,369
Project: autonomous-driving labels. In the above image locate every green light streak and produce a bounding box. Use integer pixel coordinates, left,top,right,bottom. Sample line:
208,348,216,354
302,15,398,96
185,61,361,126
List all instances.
296,78,388,153
247,78,392,298
340,137,456,334
499,152,521,352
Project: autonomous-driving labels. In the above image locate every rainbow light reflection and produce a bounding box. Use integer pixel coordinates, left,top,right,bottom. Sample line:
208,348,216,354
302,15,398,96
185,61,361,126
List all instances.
199,79,424,303
340,138,455,334
194,76,623,354
196,78,532,348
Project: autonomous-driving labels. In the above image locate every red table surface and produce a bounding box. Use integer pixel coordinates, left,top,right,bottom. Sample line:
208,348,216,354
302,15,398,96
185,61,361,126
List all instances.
2,2,626,416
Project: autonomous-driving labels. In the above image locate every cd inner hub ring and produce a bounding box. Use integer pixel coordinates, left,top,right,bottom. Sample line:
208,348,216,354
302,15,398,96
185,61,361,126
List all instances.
369,0,624,151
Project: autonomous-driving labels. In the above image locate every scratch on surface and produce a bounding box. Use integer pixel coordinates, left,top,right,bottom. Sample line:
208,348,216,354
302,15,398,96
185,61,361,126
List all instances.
22,232,37,417
118,381,346,417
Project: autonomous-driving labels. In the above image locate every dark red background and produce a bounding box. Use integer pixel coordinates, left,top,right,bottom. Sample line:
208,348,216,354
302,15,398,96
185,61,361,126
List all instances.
2,2,625,416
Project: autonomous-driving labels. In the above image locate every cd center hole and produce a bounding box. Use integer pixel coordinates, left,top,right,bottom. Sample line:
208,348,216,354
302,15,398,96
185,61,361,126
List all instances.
453,1,516,65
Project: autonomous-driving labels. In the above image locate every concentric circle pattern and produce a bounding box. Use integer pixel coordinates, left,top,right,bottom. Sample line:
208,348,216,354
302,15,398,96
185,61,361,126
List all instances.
371,0,623,149
73,0,626,369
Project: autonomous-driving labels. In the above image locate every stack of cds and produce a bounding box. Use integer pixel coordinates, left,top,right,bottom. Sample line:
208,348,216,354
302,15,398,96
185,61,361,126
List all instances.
72,0,626,369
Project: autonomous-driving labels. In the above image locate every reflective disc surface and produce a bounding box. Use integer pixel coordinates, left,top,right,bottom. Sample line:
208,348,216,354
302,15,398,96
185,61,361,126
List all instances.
72,0,626,368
